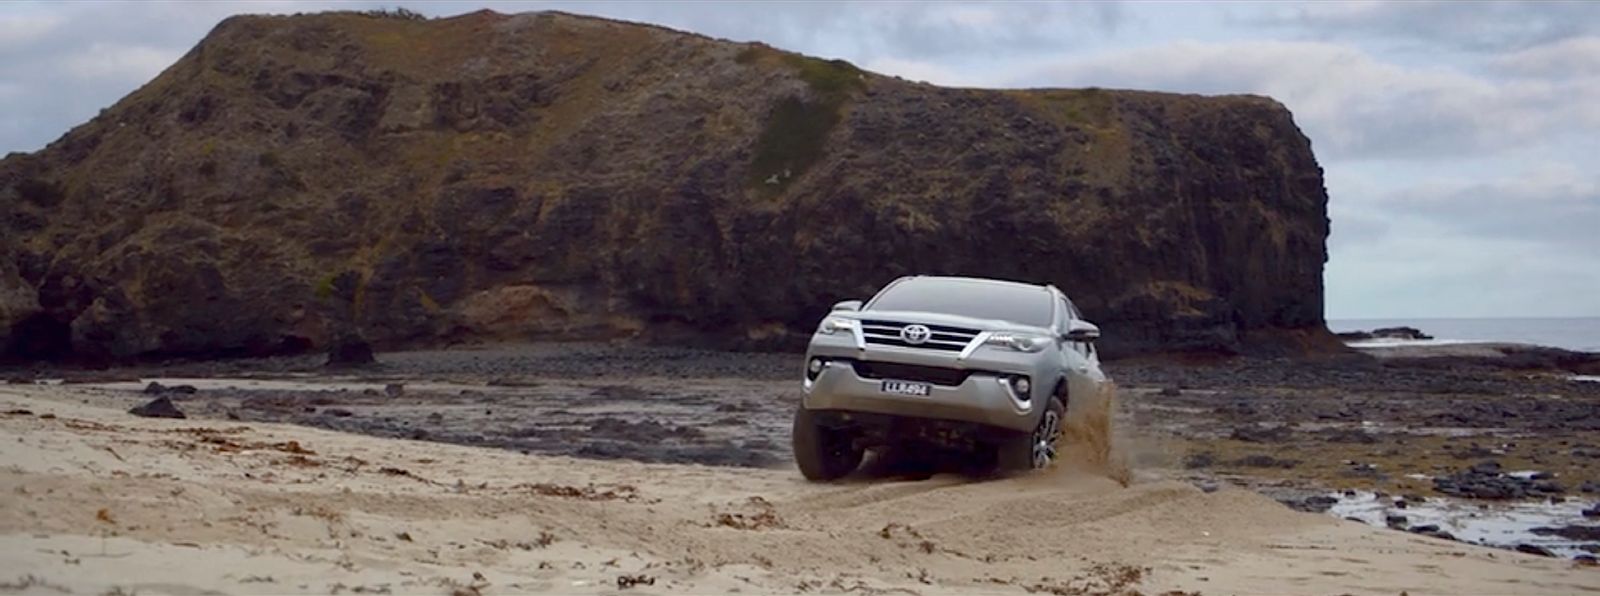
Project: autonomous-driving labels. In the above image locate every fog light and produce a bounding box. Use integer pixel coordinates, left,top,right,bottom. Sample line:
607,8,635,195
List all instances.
1011,376,1031,397
806,358,826,381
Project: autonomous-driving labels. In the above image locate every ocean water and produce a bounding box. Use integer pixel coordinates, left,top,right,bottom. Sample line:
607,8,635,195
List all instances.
1327,317,1600,353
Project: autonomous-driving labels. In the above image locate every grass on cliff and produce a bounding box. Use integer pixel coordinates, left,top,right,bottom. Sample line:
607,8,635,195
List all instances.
742,48,866,194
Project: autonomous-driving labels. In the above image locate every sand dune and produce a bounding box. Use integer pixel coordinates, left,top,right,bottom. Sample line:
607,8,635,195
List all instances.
1,385,1594,595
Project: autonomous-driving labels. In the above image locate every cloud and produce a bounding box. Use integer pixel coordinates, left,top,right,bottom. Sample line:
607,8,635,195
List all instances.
1387,164,1600,251
59,43,183,82
510,1,1127,60
1492,36,1600,78
0,11,64,51
1012,39,1598,161
1246,1,1600,52
1325,161,1600,318
859,57,980,87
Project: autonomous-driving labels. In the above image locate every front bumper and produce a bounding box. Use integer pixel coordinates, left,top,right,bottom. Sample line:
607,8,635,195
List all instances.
800,347,1043,434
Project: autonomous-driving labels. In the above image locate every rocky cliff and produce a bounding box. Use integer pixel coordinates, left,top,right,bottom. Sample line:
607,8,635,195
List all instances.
0,10,1334,363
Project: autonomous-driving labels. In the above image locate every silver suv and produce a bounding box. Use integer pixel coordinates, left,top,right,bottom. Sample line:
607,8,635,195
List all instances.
793,276,1108,481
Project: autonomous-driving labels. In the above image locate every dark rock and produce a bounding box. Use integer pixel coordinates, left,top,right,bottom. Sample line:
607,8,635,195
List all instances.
1385,514,1407,528
142,382,194,394
1532,471,1555,480
1158,386,1181,397
1371,326,1433,340
1531,481,1564,494
325,335,376,368
129,396,186,419
1408,524,1440,534
1230,454,1299,469
1530,525,1600,541
1515,544,1556,557
1583,505,1599,518
324,408,354,417
1580,481,1599,494
1182,452,1216,469
1284,494,1339,513
384,383,404,398
1322,429,1378,444
1471,460,1503,474
1229,425,1292,443
588,417,705,442
1577,555,1597,565
1580,544,1600,554
1450,444,1496,459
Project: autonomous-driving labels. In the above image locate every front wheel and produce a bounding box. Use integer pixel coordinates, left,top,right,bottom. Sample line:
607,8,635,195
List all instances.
997,396,1065,471
792,408,863,481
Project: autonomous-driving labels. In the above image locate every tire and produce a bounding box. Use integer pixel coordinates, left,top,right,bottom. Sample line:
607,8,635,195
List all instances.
997,396,1066,471
792,408,863,481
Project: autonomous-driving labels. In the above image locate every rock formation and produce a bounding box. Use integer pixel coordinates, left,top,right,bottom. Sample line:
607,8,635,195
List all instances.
0,9,1334,362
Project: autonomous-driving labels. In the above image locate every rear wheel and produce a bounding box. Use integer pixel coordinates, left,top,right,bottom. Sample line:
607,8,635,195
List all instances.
792,408,863,481
997,396,1066,471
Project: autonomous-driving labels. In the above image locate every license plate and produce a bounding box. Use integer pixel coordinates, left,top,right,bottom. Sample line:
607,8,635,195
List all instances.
880,380,931,396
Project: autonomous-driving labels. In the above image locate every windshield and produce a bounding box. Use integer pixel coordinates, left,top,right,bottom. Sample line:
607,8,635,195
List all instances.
867,279,1053,327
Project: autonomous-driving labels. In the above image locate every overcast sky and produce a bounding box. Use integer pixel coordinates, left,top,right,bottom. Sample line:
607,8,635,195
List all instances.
2,1,1596,319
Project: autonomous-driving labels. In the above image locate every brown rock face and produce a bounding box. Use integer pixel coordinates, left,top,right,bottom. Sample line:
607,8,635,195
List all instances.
0,10,1333,362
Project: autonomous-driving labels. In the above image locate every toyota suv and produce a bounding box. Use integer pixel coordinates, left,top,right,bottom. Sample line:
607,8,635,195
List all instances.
793,275,1108,481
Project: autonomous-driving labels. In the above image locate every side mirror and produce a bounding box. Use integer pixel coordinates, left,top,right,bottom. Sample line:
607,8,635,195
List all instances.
1064,319,1100,341
831,300,862,312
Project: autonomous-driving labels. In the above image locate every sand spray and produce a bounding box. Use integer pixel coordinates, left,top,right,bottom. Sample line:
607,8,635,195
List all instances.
1059,380,1134,486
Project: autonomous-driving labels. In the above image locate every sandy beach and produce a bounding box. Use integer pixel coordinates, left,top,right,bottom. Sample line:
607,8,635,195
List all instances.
3,382,1595,595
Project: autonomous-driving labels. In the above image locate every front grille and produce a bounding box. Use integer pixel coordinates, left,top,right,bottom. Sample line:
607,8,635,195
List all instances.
859,319,980,352
850,360,973,386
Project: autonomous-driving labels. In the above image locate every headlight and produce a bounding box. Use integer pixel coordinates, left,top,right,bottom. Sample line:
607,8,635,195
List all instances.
985,333,1049,353
819,317,857,334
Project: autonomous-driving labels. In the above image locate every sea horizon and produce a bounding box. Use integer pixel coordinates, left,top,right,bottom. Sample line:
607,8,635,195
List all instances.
1327,317,1600,353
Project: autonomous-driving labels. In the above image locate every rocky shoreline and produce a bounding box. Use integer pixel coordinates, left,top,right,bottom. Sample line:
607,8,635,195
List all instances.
6,339,1600,562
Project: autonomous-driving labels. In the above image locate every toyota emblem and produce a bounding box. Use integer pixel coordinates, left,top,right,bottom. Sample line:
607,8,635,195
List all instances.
900,324,932,345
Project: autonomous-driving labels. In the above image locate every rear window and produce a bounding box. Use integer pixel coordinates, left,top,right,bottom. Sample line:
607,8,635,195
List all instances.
867,279,1053,327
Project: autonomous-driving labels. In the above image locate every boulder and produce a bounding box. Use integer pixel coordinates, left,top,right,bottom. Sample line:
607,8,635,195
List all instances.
325,335,376,368
1371,327,1433,340
129,396,186,419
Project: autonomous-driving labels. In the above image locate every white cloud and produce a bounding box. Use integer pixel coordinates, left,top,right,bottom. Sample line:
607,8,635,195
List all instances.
0,11,64,51
59,43,182,82
1492,36,1600,78
1247,1,1600,52
860,57,987,88
1012,39,1597,160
